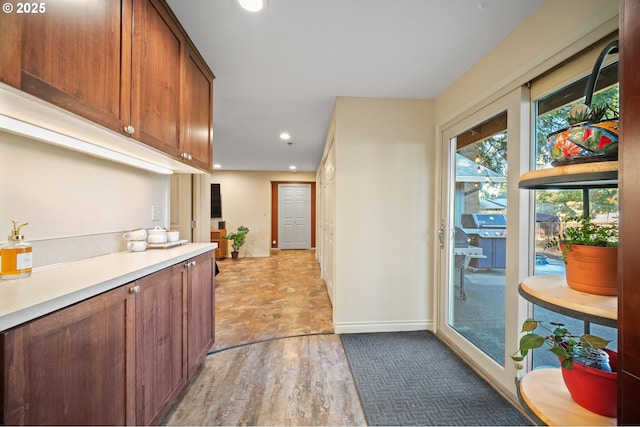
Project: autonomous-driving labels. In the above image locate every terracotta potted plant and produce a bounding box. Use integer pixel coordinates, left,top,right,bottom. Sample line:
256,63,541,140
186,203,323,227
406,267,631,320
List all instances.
545,215,618,296
511,318,616,417
225,225,249,260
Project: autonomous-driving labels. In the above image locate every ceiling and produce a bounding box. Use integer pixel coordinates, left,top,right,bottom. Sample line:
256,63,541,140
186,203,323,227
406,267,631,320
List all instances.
166,0,546,172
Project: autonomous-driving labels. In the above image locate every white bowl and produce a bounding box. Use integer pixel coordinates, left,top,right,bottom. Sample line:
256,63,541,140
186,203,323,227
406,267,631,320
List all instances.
166,230,180,242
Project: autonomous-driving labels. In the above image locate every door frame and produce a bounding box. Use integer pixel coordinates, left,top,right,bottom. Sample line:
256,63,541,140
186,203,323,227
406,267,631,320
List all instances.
271,181,316,249
434,86,532,398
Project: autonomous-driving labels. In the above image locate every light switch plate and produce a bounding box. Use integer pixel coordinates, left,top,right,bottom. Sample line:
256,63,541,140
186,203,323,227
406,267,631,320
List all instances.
151,205,161,221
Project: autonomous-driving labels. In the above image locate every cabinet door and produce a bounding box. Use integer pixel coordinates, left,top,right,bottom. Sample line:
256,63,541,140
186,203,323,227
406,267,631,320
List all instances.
135,264,186,426
0,286,136,426
186,251,215,377
130,0,183,158
181,43,214,172
620,0,640,422
0,0,132,134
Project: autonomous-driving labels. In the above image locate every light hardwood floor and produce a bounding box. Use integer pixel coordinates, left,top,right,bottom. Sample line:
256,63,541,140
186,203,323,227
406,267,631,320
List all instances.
161,250,367,426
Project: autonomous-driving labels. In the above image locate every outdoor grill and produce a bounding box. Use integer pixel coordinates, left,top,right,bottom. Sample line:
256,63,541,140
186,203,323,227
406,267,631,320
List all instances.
461,213,507,269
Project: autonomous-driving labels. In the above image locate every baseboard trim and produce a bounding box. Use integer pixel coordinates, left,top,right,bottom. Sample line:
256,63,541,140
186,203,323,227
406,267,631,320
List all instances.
335,320,433,334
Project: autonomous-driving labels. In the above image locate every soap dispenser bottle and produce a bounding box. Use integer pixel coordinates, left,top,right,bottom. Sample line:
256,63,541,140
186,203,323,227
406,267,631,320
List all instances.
1,221,33,279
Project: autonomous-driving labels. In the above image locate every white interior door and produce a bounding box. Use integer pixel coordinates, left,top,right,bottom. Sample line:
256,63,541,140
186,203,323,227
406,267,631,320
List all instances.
278,183,311,249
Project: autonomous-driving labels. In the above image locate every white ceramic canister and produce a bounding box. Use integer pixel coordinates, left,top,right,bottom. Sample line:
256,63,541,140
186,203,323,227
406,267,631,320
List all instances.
147,226,167,244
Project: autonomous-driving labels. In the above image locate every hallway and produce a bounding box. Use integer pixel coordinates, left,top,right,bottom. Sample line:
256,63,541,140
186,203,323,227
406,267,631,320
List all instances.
161,250,367,425
211,249,334,351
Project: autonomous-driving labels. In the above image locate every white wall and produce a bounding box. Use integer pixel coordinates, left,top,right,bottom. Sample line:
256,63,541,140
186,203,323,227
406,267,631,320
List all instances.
0,131,170,267
210,170,316,257
332,97,434,333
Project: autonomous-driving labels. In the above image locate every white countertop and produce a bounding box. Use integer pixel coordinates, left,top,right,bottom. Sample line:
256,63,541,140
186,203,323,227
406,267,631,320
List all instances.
0,243,217,331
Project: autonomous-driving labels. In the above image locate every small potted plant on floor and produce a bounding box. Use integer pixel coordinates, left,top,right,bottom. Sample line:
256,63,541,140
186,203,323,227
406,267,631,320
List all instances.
225,225,249,260
545,215,617,296
511,318,616,417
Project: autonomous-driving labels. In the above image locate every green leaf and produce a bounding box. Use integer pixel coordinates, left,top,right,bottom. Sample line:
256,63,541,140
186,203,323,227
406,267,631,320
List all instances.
550,346,569,359
580,334,610,349
561,358,574,369
521,319,538,332
520,334,544,350
510,354,525,362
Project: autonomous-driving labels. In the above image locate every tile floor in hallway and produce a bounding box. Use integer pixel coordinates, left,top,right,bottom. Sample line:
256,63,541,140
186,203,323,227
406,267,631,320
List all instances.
211,249,334,352
161,249,367,426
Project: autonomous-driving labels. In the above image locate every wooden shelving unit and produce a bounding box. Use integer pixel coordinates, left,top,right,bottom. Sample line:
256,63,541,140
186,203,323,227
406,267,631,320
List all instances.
518,161,618,190
518,369,616,426
517,276,618,425
517,161,618,425
519,275,617,328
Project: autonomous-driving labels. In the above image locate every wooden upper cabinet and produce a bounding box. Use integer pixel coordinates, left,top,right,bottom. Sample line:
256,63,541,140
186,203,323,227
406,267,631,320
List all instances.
130,0,183,158
0,0,214,173
181,43,215,172
0,0,132,133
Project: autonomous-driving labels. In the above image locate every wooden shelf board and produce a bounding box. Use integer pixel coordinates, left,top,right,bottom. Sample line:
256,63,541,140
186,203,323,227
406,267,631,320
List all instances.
519,161,618,189
519,275,617,327
518,368,616,426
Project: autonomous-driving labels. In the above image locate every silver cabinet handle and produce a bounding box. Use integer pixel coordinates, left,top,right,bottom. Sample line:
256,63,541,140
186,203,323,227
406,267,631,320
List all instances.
129,285,140,294
123,125,135,135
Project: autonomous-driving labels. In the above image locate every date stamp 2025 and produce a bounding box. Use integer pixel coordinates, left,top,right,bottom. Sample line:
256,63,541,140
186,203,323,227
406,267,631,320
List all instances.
3,2,47,14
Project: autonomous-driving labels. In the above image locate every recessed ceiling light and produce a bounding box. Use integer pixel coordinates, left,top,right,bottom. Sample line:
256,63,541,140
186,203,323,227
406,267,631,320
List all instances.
280,132,291,140
213,163,222,169
289,165,297,170
238,0,267,12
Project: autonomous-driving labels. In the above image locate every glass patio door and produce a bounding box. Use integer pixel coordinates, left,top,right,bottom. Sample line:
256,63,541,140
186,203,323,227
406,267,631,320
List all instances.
448,110,509,364
437,88,531,396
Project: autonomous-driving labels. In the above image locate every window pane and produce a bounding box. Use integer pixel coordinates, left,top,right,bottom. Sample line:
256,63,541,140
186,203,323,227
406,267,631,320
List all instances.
530,57,619,369
450,111,508,365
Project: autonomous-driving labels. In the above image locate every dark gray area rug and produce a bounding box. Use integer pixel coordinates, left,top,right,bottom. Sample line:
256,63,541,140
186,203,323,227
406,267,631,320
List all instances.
340,331,532,426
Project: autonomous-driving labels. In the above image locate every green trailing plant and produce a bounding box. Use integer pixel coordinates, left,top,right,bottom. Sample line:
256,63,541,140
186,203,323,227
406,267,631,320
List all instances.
544,215,618,263
511,318,611,373
225,225,249,252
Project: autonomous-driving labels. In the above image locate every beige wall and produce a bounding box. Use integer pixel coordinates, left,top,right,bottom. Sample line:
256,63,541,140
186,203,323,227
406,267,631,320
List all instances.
0,131,170,267
331,97,434,333
210,170,316,258
436,0,619,126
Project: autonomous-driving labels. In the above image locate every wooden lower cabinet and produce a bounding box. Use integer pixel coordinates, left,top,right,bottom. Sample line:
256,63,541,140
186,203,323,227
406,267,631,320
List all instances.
0,285,136,426
135,263,187,426
0,250,215,425
186,252,215,377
